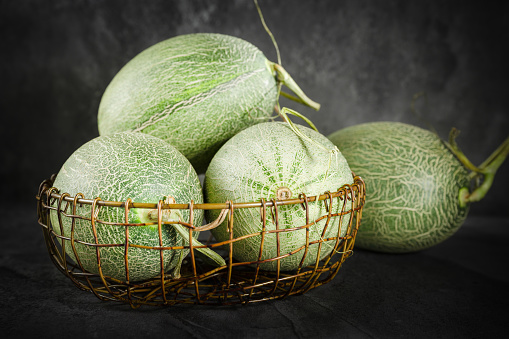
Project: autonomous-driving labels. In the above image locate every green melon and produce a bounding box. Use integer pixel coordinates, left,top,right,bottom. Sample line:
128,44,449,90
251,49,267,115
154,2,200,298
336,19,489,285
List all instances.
98,33,318,174
50,132,207,282
204,122,354,271
328,122,472,253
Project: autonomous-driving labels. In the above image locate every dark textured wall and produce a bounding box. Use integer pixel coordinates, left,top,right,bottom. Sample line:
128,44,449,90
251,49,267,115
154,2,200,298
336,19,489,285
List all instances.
1,0,508,216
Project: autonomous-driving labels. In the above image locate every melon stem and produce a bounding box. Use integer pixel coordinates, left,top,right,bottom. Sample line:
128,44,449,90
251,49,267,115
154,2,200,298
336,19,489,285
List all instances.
449,132,509,206
465,136,509,203
447,128,482,173
269,61,321,111
256,0,320,111
145,196,226,268
277,106,338,185
255,0,281,66
278,107,331,153
478,135,509,170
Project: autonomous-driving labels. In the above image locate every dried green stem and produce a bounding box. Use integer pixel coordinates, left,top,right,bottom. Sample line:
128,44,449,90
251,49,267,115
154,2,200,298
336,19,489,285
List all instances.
447,130,509,206
478,135,509,170
465,136,509,203
146,196,226,267
254,0,281,65
172,223,226,267
271,62,321,111
410,93,508,207
447,128,482,173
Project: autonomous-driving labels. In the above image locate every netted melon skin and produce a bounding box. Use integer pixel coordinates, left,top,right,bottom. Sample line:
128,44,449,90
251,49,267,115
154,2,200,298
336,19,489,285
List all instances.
98,33,278,173
205,122,354,271
329,122,470,253
50,132,203,282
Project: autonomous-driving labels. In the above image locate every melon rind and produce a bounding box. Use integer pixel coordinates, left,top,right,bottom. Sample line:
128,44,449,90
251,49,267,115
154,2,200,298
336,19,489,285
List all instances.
50,132,204,282
204,122,354,271
98,33,278,173
328,121,470,253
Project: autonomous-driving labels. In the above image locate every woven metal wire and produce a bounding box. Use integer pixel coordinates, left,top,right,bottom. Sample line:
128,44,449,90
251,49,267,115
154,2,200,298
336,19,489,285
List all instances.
36,174,365,308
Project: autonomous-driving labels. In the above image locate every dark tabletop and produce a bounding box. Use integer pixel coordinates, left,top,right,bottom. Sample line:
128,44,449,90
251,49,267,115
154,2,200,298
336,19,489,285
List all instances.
1,205,508,339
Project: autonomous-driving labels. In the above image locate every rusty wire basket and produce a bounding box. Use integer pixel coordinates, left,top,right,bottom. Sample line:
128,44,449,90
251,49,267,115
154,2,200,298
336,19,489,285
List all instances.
36,174,365,308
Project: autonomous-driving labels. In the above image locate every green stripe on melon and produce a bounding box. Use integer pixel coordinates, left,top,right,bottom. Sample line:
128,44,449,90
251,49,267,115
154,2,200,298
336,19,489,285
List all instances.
328,122,470,253
98,33,279,174
205,122,353,271
50,132,205,282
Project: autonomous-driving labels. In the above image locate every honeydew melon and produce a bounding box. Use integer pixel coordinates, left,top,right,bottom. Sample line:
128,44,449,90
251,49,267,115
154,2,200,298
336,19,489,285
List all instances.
204,122,354,271
98,33,319,174
50,132,223,282
328,121,509,253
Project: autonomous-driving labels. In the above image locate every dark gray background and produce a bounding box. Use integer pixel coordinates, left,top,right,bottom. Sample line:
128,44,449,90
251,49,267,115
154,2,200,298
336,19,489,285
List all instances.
1,0,508,216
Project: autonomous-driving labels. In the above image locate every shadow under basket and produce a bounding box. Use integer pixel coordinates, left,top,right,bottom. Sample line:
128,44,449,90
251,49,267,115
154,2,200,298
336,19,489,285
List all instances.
36,174,366,308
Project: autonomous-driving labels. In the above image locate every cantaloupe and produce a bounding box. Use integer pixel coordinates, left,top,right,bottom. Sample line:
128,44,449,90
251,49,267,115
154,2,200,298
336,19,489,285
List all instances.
97,33,319,173
204,122,353,271
50,132,220,282
328,121,508,253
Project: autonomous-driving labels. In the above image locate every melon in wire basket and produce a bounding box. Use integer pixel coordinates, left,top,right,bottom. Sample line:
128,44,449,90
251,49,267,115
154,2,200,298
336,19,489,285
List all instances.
37,173,365,306
48,132,223,283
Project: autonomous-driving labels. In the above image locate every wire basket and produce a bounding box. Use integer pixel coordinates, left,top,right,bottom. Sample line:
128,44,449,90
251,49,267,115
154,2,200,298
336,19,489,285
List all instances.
36,174,365,308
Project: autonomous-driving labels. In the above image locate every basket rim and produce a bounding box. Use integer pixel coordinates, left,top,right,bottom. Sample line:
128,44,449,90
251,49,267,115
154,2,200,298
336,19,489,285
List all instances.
37,174,365,211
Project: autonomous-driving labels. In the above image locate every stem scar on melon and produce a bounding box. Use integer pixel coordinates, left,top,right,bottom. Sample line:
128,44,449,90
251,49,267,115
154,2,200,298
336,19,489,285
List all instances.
276,187,292,200
145,196,179,223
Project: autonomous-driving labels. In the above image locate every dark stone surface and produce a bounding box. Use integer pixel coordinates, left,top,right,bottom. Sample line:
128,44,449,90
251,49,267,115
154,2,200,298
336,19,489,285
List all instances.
1,205,508,338
0,0,508,216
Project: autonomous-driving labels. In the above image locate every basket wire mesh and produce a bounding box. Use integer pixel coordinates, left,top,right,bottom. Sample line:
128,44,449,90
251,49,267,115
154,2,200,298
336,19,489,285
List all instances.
36,174,365,308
